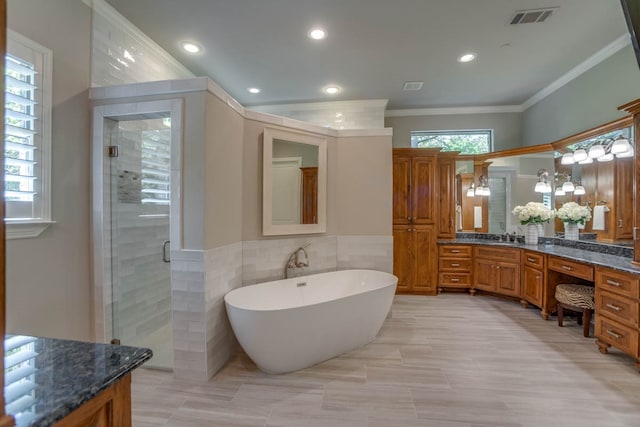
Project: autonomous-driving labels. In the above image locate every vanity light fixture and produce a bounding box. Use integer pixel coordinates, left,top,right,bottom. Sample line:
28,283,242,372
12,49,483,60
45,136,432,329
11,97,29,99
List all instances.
610,135,632,154
616,146,635,158
573,148,588,163
574,184,586,195
466,183,475,197
534,169,552,193
561,152,575,165
554,187,566,196
597,153,615,162
562,181,575,192
180,41,202,54
457,52,477,63
475,175,491,196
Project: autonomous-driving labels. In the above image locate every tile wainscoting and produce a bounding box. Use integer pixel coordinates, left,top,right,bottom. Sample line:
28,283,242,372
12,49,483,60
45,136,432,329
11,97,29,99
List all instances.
159,235,393,380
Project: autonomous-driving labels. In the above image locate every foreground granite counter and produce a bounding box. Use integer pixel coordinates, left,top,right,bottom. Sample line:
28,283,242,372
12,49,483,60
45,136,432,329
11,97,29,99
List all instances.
438,237,640,275
4,335,152,427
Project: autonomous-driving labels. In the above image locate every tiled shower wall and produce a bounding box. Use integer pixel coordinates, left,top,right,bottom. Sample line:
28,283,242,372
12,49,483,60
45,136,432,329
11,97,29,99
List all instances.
170,242,243,380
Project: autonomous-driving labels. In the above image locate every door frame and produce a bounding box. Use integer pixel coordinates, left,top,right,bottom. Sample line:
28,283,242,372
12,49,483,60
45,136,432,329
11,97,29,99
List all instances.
91,99,183,343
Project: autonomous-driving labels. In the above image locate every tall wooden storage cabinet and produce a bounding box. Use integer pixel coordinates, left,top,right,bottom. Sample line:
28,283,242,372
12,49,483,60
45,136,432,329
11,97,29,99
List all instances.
393,149,445,295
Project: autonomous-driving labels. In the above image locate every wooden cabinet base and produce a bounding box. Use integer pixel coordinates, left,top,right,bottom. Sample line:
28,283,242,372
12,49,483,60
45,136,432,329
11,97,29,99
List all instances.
53,374,132,427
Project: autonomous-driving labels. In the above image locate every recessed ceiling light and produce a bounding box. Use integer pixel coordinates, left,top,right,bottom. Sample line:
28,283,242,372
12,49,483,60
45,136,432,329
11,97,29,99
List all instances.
247,87,261,94
457,52,477,63
181,41,202,54
308,28,327,40
323,85,341,95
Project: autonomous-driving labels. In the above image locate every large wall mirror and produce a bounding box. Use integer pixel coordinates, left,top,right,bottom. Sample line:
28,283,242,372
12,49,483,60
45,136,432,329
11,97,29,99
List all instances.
552,117,634,246
262,127,327,236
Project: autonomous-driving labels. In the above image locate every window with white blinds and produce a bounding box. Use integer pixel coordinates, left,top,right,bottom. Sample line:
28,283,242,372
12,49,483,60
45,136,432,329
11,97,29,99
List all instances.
4,30,52,234
141,125,171,206
4,335,38,426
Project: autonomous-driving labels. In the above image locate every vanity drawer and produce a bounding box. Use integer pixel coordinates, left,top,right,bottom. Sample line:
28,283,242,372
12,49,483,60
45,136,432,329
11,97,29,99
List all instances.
439,245,472,257
596,267,639,299
596,289,639,327
438,258,472,271
523,251,545,269
548,256,593,281
439,273,471,287
473,246,521,263
595,316,639,358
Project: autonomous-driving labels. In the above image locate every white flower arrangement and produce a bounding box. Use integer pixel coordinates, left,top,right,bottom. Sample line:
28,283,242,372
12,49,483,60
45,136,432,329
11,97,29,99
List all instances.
555,202,592,225
512,202,554,225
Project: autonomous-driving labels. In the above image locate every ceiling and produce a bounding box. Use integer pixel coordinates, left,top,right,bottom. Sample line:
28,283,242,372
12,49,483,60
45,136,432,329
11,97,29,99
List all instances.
104,0,630,110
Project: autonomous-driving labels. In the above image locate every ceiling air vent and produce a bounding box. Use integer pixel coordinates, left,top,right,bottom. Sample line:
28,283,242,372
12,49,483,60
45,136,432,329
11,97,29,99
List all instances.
510,8,556,25
403,81,424,91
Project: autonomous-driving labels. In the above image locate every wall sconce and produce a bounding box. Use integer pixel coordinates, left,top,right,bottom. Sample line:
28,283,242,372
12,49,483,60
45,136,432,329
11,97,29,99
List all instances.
476,175,491,196
554,172,586,195
468,176,490,197
561,134,634,165
466,183,475,197
534,169,552,193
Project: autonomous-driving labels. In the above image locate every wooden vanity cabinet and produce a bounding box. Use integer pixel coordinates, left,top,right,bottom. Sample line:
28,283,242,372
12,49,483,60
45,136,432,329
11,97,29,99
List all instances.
393,149,440,295
394,225,438,294
438,245,472,293
580,157,633,242
472,246,521,297
594,267,640,368
544,256,594,320
522,251,546,312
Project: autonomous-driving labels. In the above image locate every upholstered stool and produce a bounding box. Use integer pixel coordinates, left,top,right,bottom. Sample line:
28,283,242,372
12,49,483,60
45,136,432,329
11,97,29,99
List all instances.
555,284,595,337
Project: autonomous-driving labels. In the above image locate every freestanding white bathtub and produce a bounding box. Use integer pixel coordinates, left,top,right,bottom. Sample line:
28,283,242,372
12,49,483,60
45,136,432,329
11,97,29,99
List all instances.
224,269,397,374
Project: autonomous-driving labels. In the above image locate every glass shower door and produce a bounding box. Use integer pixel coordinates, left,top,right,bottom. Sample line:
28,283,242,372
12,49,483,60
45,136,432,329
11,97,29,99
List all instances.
108,114,173,370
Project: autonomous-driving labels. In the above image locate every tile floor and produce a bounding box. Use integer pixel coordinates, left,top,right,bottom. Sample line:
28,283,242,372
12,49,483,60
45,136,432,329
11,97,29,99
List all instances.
131,294,640,426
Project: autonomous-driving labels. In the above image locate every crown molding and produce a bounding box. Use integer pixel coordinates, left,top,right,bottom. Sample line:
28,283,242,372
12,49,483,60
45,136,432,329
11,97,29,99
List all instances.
385,105,523,117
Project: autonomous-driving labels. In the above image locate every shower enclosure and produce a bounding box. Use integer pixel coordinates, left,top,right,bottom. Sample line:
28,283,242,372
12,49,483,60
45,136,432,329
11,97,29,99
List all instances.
93,100,182,371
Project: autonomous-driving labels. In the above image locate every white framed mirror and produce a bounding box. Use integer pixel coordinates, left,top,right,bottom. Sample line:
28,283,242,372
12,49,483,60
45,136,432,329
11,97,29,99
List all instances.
262,127,327,236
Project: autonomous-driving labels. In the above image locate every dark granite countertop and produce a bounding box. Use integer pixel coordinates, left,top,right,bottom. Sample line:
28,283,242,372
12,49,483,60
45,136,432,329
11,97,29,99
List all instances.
4,335,152,427
438,237,640,275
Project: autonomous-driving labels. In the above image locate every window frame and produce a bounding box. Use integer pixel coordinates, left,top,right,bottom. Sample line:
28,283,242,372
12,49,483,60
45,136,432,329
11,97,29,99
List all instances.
5,30,54,239
410,129,493,154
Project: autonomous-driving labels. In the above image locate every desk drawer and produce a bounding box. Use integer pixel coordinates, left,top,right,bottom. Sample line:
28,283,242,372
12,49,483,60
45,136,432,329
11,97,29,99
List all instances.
596,268,639,299
473,246,521,263
438,258,472,271
439,245,472,257
595,316,639,358
439,273,471,287
596,289,639,327
524,251,545,269
548,256,593,281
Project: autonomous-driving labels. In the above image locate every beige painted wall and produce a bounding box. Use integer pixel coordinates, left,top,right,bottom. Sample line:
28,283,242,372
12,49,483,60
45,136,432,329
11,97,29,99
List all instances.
335,136,392,235
6,0,92,340
204,93,244,249
242,118,392,240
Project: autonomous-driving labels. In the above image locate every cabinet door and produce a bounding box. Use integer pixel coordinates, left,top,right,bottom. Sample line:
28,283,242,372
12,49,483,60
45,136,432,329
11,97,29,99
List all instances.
437,158,455,238
473,259,496,292
393,156,411,224
414,225,437,294
300,167,318,224
523,265,544,307
411,156,436,224
393,226,413,293
615,158,633,239
496,262,520,297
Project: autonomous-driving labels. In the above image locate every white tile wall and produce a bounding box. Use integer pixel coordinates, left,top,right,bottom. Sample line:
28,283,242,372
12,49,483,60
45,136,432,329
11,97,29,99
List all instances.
337,235,393,273
91,0,193,87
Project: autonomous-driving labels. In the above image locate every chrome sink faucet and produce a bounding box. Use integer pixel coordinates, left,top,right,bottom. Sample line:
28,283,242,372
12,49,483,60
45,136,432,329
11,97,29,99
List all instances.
285,243,310,279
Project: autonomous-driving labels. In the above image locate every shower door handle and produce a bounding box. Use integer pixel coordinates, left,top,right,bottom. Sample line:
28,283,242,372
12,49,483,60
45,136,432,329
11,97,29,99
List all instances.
162,240,171,263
